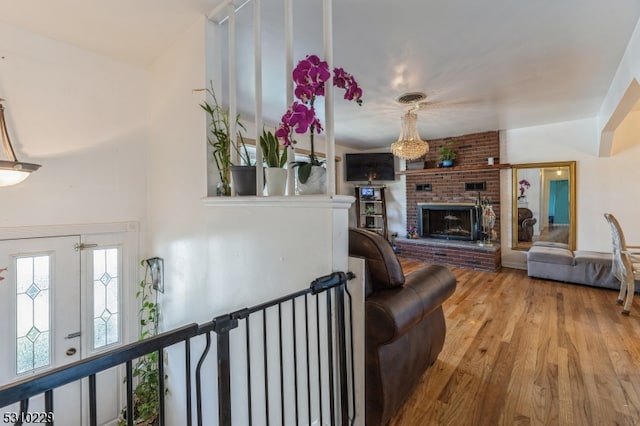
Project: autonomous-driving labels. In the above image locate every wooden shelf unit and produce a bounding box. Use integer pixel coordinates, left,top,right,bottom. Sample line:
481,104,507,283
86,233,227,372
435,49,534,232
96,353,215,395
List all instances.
355,185,388,240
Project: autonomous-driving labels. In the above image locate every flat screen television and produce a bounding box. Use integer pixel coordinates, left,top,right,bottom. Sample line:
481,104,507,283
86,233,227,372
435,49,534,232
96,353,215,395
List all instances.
345,152,396,182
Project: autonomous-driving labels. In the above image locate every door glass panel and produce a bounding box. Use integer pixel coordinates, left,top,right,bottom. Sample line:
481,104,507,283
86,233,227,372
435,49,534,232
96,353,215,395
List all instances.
93,248,120,349
15,255,51,374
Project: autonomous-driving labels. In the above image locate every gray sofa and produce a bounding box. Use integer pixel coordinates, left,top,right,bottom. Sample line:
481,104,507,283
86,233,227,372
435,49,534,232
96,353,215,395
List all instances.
527,243,620,290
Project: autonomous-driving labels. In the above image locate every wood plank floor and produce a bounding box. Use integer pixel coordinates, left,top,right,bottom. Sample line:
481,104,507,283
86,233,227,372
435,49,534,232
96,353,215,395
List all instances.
390,260,640,426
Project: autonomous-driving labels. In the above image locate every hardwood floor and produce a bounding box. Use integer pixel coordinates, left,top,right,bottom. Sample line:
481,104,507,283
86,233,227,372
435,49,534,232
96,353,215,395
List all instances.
391,261,640,426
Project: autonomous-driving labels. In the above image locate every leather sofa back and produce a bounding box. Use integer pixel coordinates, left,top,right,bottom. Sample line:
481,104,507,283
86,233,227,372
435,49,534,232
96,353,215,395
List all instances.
348,228,405,296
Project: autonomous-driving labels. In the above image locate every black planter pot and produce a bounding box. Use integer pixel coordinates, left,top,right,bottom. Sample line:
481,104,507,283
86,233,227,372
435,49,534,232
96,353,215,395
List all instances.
230,165,257,196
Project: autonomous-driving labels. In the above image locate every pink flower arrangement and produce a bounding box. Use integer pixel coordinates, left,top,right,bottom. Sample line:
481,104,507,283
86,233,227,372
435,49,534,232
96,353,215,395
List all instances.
276,54,363,182
518,179,531,199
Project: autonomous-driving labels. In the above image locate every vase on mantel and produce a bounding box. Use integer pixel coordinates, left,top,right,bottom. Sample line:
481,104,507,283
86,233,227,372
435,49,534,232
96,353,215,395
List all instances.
517,198,528,208
265,167,287,196
297,165,326,195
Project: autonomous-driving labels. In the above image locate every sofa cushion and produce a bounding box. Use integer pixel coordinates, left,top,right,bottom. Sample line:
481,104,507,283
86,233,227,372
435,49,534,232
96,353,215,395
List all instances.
527,246,574,266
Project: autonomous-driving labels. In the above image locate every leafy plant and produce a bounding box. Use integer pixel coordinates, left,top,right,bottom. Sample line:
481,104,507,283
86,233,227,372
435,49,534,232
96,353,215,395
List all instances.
260,129,287,168
438,140,457,161
199,83,250,195
119,260,167,426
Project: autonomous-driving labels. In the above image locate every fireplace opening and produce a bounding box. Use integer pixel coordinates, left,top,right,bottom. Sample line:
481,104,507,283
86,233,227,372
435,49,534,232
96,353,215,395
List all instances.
418,203,482,241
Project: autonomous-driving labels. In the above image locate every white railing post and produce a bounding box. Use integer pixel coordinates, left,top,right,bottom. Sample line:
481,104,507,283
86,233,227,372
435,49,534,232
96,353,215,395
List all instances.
254,0,264,195
284,0,295,196
323,0,335,196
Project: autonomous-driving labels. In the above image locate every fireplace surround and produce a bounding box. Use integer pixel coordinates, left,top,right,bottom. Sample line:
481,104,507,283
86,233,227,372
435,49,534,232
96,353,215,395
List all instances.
398,130,502,271
418,202,482,241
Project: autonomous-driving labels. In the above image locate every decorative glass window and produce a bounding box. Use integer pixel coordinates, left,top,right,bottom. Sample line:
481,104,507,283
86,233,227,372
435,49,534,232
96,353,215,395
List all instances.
16,255,51,374
93,248,120,349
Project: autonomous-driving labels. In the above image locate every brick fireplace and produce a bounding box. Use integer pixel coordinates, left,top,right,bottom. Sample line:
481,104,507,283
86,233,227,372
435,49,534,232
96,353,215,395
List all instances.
396,131,503,271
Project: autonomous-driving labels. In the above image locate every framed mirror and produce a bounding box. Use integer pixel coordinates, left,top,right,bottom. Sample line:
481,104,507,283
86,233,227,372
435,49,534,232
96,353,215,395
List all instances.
512,161,576,251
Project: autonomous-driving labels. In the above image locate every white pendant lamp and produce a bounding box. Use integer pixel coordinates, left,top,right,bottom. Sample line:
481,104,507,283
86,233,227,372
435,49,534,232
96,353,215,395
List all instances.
0,99,41,186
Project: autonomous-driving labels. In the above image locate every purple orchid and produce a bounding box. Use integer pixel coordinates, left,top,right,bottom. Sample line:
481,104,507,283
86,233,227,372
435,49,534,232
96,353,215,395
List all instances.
518,179,531,198
277,54,363,180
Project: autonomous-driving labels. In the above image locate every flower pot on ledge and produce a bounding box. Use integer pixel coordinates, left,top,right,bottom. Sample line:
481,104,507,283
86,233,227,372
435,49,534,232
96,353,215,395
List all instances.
297,165,326,195
231,165,257,196
265,167,287,196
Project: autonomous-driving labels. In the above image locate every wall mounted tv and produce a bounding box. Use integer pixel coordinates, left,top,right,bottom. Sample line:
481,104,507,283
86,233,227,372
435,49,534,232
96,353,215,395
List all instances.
345,152,396,182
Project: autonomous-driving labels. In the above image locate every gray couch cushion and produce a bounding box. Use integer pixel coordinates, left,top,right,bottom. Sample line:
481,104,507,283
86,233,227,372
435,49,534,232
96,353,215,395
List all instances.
527,246,574,266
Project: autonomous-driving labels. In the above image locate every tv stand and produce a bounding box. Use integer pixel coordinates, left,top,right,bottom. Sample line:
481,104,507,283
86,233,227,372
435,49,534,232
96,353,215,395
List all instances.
355,185,388,240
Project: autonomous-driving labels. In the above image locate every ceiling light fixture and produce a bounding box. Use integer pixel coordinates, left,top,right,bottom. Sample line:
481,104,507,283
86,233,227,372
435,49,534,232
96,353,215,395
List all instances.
390,110,429,160
0,99,41,186
391,92,430,160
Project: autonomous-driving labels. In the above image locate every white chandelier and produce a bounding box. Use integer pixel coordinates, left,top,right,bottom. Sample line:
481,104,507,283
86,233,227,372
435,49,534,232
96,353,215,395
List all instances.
0,99,41,186
390,110,429,160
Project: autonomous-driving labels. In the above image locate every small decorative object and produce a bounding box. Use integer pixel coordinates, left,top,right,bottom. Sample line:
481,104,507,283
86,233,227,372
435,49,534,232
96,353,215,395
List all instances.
487,157,494,166
260,129,288,196
438,140,457,167
407,225,420,239
480,200,496,246
518,179,530,201
199,83,254,196
276,54,363,193
146,257,164,293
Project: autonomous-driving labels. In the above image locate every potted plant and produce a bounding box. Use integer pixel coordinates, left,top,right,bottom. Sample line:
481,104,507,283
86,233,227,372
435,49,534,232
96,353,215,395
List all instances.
119,260,166,426
260,129,288,196
275,54,363,194
438,141,457,167
199,83,255,196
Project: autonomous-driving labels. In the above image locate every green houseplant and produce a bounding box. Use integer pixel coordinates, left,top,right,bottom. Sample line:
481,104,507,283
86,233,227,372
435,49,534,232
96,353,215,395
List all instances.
119,260,166,426
260,129,288,196
199,83,254,195
438,141,457,167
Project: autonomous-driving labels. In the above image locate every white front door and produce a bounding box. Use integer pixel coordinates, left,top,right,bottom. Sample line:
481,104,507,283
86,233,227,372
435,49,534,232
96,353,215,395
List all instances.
0,230,135,425
0,236,82,424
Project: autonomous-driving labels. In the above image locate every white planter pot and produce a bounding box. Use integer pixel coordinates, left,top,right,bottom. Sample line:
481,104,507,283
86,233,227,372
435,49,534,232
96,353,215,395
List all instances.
265,167,287,196
298,165,326,195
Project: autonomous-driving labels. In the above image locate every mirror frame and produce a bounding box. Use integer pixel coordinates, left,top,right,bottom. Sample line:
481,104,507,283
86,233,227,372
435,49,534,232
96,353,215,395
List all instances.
511,161,576,251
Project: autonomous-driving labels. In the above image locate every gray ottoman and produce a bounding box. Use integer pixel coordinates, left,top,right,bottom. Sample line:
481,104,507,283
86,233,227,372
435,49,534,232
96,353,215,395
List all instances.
527,245,620,290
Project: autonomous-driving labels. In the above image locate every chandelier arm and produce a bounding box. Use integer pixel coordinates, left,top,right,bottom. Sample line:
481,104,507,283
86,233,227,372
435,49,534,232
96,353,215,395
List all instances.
0,104,19,162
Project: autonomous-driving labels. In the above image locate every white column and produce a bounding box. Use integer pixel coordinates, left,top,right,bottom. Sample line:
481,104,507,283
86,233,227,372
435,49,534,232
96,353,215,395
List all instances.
254,0,264,194
323,0,335,196
284,0,295,196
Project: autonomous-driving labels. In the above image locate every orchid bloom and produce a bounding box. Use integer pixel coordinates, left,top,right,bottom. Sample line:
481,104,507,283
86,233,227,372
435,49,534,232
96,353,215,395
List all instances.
276,102,322,147
518,179,531,197
276,54,363,152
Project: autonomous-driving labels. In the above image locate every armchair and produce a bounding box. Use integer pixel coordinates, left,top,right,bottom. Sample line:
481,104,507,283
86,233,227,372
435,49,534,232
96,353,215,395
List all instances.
518,208,537,242
348,228,456,425
604,213,640,315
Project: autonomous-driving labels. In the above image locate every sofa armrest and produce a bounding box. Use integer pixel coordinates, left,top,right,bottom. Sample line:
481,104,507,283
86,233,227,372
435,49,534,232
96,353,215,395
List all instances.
366,264,456,346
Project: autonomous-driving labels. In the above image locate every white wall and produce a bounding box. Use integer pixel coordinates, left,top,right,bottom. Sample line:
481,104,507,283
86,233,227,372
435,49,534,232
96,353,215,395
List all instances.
500,116,640,268
0,23,148,227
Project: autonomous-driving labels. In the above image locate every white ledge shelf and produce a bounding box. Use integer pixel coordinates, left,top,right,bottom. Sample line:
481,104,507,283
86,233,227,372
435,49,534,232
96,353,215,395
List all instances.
202,194,355,209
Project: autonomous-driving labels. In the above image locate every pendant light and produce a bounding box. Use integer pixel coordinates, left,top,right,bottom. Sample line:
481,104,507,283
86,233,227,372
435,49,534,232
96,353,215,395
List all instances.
0,99,41,186
390,110,429,160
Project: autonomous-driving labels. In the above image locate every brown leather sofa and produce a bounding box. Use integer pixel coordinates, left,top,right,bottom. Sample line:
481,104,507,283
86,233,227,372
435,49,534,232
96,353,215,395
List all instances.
348,228,457,425
518,207,537,242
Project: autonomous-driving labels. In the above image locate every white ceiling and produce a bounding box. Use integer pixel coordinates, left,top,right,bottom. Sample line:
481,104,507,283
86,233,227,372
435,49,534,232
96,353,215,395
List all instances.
1,0,639,150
